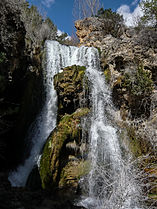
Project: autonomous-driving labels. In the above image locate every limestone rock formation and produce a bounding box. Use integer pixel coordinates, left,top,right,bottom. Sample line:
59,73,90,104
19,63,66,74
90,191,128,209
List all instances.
54,65,88,120
40,108,89,190
40,65,89,194
75,17,124,46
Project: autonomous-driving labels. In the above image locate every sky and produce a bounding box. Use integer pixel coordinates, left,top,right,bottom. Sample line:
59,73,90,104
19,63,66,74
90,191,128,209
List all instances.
27,0,143,35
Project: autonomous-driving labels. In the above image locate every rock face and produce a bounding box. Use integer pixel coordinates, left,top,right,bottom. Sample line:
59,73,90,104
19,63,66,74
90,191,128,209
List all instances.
54,65,88,120
75,17,157,205
0,0,45,169
75,17,124,46
40,66,89,195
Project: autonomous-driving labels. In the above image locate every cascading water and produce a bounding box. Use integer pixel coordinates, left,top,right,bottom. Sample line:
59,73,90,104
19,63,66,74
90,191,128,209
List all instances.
8,41,61,186
9,41,143,209
78,57,142,209
8,41,91,186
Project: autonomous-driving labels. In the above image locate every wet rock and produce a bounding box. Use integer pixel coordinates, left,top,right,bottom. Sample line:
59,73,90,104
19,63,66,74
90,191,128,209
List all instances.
26,166,42,191
54,65,88,121
0,0,44,169
39,108,89,190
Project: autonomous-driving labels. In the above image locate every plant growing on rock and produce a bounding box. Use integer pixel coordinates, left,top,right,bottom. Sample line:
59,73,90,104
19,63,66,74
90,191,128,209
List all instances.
123,65,154,118
112,65,154,119
96,8,124,37
19,1,57,44
140,0,157,27
123,65,154,97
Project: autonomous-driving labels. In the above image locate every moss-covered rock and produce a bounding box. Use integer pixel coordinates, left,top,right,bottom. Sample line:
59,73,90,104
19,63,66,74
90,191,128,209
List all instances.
54,65,88,121
59,159,90,193
39,108,89,190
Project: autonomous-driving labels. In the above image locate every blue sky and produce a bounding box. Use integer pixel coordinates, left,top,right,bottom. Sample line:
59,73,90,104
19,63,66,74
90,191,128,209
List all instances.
28,0,142,35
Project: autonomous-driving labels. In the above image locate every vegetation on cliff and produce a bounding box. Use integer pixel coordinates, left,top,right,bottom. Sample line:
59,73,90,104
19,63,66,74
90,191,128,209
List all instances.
96,8,124,37
140,0,157,27
112,64,154,119
0,0,156,207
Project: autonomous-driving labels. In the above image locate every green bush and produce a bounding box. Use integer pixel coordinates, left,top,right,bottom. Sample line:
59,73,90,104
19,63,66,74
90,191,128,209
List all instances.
20,2,57,45
96,8,124,37
140,0,157,27
122,65,154,97
97,8,124,24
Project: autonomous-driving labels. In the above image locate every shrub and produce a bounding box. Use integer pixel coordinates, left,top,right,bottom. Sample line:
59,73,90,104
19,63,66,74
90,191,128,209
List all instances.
140,0,157,27
122,65,154,97
96,8,124,37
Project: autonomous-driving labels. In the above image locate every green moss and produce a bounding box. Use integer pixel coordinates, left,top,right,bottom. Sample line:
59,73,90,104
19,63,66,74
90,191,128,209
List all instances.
54,65,88,120
127,127,142,157
54,65,86,87
113,75,124,87
72,108,89,118
148,194,157,199
59,160,91,189
104,68,111,83
97,47,101,57
77,160,91,179
39,108,90,189
39,137,52,189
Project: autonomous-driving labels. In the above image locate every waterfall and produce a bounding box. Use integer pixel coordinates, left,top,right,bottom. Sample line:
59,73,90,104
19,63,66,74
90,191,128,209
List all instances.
8,41,90,186
79,54,142,209
8,41,142,209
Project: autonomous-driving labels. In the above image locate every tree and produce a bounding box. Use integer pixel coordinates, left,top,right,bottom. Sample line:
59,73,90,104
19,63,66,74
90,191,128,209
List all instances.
140,0,157,27
73,0,101,20
19,2,57,44
96,8,124,37
97,8,124,24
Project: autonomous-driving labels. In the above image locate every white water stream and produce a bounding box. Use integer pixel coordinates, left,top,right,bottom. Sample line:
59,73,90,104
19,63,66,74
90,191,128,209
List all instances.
9,41,142,209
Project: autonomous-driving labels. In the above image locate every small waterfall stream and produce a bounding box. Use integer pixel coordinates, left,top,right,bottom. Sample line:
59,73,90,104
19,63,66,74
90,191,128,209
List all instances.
9,41,142,208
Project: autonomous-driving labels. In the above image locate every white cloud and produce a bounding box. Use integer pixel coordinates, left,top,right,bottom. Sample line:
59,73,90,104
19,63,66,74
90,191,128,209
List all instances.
117,4,143,27
131,0,139,6
42,0,55,8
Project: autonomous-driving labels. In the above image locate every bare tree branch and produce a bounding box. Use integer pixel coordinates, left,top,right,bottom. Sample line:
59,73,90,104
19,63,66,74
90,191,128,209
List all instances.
73,0,101,20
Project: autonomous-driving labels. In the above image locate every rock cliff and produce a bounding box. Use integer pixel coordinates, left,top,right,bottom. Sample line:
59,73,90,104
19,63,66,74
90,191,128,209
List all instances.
0,0,57,169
